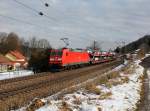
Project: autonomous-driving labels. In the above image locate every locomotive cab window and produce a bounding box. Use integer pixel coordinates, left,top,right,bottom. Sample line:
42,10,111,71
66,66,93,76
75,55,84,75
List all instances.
50,50,62,56
50,51,56,56
57,51,63,56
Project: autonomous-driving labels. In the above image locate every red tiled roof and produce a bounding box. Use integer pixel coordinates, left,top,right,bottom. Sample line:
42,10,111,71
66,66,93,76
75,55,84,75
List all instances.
10,50,26,60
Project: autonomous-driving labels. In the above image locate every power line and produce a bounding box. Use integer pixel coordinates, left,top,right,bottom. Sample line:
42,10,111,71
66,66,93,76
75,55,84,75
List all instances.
0,13,89,41
0,14,40,27
39,0,49,7
13,0,57,22
13,0,39,13
0,13,90,43
1,1,99,44
12,0,99,42
0,13,57,40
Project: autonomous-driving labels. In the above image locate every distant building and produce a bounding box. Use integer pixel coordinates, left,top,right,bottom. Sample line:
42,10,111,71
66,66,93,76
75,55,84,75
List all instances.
0,54,13,72
5,50,28,69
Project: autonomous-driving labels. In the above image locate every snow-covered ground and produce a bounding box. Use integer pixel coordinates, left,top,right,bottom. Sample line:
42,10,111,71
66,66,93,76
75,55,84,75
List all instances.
113,59,128,71
0,70,33,80
17,60,144,111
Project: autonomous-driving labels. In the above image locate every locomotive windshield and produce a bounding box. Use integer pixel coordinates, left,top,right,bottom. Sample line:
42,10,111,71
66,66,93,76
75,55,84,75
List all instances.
50,50,62,56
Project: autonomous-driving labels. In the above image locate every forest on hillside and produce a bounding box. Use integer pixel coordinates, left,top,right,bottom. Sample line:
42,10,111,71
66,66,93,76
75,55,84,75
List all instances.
115,35,150,53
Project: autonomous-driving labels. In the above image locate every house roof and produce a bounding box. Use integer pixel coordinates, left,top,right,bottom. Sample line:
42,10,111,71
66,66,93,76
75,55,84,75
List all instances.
5,53,17,61
10,50,26,60
5,50,27,66
0,54,13,65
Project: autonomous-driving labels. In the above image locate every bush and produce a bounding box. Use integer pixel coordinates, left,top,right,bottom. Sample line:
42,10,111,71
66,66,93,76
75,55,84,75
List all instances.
85,84,101,95
60,101,72,111
26,98,45,111
107,71,120,79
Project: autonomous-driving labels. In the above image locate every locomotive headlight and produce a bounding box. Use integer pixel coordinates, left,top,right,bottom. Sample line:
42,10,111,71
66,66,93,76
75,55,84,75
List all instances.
58,58,62,61
50,58,54,61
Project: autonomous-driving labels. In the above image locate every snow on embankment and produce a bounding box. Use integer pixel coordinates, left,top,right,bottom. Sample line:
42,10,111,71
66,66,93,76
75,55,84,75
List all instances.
31,60,144,111
0,70,33,80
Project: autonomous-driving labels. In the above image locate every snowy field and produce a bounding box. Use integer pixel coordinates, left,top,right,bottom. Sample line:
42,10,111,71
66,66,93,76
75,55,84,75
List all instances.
17,60,144,111
0,70,33,80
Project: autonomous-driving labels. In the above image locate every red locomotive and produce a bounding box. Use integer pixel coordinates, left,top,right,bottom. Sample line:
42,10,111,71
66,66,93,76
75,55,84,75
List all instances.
49,48,115,69
49,48,90,69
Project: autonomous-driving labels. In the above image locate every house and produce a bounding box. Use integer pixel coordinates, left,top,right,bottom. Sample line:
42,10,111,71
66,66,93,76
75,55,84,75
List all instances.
5,50,28,69
0,54,13,72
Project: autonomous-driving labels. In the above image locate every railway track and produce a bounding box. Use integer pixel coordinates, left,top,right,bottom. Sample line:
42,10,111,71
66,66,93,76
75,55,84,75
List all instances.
0,60,123,111
0,62,110,86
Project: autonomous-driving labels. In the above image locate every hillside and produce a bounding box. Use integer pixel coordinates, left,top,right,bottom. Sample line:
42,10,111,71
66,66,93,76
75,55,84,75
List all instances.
115,35,150,53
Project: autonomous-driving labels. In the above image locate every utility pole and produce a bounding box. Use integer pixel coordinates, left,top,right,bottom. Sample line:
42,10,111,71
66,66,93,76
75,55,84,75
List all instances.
60,38,69,48
93,40,96,50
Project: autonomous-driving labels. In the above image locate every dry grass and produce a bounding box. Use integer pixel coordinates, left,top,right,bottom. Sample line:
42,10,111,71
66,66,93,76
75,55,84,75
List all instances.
121,64,131,72
97,107,102,111
121,64,136,74
72,96,82,105
26,98,45,111
59,101,72,111
106,76,129,88
99,76,108,84
107,71,120,79
124,68,135,74
137,49,145,59
121,77,129,83
99,92,112,100
99,71,120,85
85,83,101,95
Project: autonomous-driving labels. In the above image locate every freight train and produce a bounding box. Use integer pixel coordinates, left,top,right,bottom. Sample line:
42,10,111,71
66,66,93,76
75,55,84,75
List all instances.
49,48,115,70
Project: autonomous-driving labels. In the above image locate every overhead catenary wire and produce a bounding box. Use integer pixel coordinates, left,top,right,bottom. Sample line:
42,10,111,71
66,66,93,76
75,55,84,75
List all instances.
0,14,45,30
13,0,39,13
0,13,89,43
13,0,130,44
0,0,100,46
13,0,56,21
12,0,99,42
0,13,57,41
39,0,49,7
0,15,86,41
12,0,95,40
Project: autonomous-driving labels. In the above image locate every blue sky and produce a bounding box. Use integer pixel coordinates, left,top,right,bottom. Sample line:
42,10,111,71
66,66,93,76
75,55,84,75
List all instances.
0,0,150,50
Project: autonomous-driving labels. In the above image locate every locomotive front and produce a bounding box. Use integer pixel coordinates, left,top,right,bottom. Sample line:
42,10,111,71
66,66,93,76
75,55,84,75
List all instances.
49,49,63,68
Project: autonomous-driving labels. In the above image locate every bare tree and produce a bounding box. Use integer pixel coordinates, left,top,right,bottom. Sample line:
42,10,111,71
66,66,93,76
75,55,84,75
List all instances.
37,39,51,49
0,32,21,54
29,37,38,48
0,32,7,42
6,32,21,51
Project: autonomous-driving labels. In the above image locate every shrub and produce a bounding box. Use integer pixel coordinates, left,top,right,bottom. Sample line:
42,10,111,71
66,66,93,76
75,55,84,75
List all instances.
73,97,82,105
99,92,112,100
26,98,45,111
99,76,108,84
121,77,129,83
107,71,120,79
60,101,72,111
85,84,101,95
